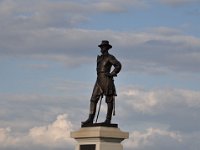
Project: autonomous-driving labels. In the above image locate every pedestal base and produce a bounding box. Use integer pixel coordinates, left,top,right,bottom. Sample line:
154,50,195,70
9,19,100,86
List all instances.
81,123,118,128
71,126,129,150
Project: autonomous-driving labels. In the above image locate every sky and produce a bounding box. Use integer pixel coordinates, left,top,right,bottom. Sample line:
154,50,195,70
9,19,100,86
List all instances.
0,0,200,150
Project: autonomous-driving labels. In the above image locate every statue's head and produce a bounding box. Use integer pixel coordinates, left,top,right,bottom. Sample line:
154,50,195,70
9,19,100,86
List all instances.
98,40,112,50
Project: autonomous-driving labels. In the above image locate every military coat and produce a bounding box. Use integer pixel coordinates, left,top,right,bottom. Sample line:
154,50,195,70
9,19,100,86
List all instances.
92,53,121,97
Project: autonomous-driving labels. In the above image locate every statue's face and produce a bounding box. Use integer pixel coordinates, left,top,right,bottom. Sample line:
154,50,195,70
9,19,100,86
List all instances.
100,45,109,54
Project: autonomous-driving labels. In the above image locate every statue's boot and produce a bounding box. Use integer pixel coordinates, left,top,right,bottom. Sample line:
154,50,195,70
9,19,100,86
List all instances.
82,102,96,125
102,103,113,124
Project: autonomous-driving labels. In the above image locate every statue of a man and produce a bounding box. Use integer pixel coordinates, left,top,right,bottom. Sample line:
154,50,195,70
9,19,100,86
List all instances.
82,40,122,126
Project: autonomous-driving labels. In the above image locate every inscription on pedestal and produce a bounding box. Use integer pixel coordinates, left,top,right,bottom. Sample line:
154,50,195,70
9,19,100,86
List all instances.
80,144,96,150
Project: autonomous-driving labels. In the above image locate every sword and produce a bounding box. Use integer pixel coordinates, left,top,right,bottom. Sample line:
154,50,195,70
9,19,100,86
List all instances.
95,94,103,123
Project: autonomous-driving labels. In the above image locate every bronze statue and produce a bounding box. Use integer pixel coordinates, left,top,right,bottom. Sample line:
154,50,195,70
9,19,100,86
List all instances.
82,40,121,126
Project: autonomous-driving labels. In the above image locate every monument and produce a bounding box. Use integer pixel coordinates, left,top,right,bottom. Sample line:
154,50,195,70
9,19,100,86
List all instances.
71,40,129,150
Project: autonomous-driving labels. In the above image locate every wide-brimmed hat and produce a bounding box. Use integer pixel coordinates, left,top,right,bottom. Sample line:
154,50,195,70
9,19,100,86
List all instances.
98,40,112,49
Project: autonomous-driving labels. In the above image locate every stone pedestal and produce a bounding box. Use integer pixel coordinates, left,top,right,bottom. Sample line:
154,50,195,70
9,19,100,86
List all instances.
71,126,129,150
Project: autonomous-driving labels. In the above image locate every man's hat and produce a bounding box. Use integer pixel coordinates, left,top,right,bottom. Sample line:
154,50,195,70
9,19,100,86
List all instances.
98,40,112,49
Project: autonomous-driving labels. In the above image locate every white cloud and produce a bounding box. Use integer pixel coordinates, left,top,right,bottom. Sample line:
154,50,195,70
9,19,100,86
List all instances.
0,1,200,74
0,114,75,149
121,88,157,113
92,2,123,12
0,90,88,133
118,87,200,133
1,122,200,150
1,26,200,74
0,127,20,147
32,54,94,68
125,128,183,150
0,0,146,29
92,0,148,12
150,27,182,35
121,87,200,114
124,128,200,150
0,89,200,150
23,63,50,70
158,0,200,6
29,114,74,146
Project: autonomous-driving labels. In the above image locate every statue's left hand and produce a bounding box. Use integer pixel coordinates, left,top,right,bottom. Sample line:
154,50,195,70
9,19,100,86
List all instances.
105,72,117,77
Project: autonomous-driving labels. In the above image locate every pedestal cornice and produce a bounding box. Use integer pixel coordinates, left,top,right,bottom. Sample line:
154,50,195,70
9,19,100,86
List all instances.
71,126,129,140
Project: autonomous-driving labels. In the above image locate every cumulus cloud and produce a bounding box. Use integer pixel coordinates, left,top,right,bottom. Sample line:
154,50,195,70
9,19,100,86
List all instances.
0,89,88,131
125,128,182,150
124,128,200,150
1,1,199,150
29,114,74,146
118,87,200,132
121,87,200,118
0,114,75,150
0,87,200,150
0,127,20,147
121,87,200,114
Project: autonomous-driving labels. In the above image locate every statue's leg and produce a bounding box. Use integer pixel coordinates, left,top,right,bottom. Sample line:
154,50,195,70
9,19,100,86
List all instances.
102,96,114,124
82,86,100,125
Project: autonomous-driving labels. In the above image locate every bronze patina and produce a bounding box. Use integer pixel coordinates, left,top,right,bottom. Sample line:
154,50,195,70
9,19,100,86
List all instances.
82,40,121,127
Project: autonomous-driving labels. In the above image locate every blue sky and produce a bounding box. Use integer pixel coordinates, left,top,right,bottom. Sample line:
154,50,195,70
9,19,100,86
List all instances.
0,0,200,150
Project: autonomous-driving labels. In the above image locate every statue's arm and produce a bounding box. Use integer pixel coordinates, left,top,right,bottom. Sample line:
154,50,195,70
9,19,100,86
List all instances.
109,55,122,76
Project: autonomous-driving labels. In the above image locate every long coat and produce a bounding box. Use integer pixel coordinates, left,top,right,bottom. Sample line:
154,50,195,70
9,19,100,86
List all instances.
92,53,121,97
